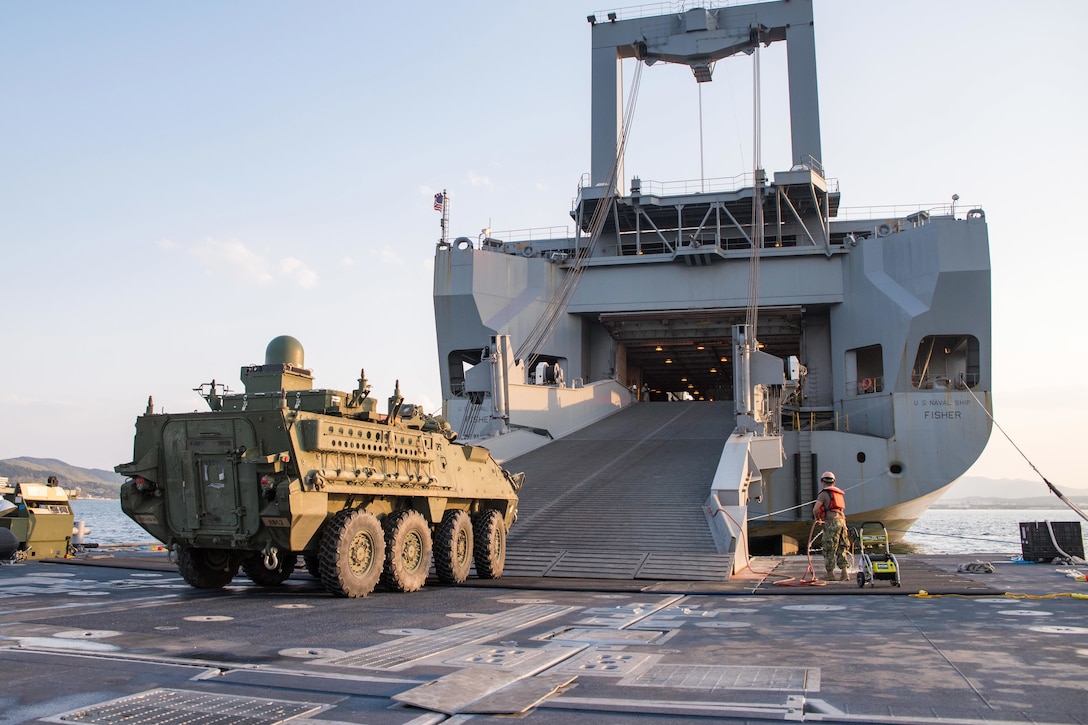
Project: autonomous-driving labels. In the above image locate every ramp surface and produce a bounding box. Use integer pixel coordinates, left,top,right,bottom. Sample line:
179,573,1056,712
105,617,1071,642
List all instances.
505,401,735,581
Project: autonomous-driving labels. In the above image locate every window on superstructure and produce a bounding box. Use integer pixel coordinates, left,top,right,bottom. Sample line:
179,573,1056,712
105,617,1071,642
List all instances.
911,335,980,389
846,344,883,395
447,349,485,397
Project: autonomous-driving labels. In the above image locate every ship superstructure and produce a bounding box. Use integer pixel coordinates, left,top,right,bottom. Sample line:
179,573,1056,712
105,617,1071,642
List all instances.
433,0,991,559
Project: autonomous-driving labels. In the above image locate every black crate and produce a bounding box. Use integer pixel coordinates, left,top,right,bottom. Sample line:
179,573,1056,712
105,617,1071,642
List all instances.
1019,521,1085,562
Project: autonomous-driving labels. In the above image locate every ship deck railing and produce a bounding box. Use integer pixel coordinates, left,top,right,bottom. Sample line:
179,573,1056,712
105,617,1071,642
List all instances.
785,408,840,433
834,202,970,221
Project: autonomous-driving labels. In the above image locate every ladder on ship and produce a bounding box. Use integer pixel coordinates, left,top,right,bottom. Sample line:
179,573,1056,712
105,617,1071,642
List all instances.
797,429,813,519
459,398,486,440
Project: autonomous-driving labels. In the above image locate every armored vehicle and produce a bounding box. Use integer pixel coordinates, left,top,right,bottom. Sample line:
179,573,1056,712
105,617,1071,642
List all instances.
117,336,522,597
0,478,76,561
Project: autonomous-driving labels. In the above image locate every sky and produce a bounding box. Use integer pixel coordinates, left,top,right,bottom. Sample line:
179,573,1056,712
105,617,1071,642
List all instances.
2,1,1085,498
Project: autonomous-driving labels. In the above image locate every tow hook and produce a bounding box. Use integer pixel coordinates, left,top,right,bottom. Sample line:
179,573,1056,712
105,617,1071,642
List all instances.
263,545,279,571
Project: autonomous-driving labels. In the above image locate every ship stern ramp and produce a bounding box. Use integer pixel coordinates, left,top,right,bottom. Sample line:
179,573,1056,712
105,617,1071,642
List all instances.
504,401,739,581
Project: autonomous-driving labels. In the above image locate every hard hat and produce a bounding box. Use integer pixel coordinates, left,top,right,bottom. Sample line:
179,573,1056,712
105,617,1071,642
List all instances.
820,471,836,483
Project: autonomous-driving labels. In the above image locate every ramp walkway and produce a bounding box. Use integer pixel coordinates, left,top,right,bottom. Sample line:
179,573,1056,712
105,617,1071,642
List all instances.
504,401,736,581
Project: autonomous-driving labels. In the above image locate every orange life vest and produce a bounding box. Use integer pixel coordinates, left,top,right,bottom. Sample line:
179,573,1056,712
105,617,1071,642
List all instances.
819,485,846,515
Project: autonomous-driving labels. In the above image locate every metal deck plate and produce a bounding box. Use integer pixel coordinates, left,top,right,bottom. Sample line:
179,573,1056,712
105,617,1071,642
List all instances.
432,643,587,672
392,667,576,715
538,626,670,645
619,664,819,692
48,688,326,724
315,603,577,670
551,649,662,677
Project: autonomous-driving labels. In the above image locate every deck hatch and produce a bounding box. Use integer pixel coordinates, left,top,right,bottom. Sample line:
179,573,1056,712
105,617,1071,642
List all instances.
619,664,819,692
50,687,326,724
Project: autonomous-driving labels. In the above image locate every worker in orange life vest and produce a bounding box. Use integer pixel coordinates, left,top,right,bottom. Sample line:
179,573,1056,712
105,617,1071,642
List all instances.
813,471,850,581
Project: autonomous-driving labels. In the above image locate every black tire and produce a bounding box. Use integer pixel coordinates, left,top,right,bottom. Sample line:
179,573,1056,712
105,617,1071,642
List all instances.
242,551,297,586
381,510,433,593
303,554,321,578
472,510,506,579
319,508,385,598
177,546,241,589
434,510,473,585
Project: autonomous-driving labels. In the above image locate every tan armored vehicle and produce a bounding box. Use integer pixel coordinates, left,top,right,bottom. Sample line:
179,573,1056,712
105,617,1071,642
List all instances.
0,478,76,561
117,336,522,597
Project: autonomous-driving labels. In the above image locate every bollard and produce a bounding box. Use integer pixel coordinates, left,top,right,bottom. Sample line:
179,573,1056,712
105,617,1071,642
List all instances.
72,520,91,546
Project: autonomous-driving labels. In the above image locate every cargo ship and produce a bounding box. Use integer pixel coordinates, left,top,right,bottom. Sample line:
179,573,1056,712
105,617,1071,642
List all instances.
432,0,991,559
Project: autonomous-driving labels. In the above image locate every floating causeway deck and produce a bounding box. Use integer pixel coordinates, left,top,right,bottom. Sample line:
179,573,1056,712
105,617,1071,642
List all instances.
1,550,1084,724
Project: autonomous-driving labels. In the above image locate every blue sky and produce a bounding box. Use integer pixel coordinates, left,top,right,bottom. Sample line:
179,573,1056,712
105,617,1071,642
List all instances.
2,1,1085,498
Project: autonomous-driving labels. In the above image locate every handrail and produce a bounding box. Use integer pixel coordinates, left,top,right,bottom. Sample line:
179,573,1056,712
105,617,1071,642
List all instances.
833,202,979,222
589,1,746,23
786,408,840,432
483,226,573,244
633,173,756,196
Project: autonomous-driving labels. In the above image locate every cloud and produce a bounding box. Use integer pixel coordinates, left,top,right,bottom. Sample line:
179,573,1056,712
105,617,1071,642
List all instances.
467,171,492,187
187,238,318,289
155,238,179,250
379,246,408,270
278,257,319,288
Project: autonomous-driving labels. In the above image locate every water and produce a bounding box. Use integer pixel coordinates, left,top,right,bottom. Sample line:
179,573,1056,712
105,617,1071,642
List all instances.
70,499,1085,556
71,498,160,545
897,508,1085,556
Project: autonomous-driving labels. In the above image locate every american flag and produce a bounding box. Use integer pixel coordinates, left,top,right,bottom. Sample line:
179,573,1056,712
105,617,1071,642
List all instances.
433,193,443,212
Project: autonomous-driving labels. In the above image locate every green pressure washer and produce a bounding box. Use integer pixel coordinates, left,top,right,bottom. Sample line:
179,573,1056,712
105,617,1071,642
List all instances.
854,521,901,587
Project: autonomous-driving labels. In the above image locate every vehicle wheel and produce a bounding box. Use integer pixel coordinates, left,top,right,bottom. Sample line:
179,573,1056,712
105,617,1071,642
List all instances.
177,546,241,589
473,510,506,579
319,508,385,598
242,551,297,586
381,510,433,592
856,572,865,588
434,509,473,585
303,554,321,578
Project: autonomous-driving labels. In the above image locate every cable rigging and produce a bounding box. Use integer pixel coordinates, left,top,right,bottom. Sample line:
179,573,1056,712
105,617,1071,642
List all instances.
961,376,1087,525
515,61,645,365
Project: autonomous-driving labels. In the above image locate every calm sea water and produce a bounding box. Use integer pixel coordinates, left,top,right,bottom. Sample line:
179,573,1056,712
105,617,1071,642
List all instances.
897,508,1085,555
70,499,1086,556
71,498,162,546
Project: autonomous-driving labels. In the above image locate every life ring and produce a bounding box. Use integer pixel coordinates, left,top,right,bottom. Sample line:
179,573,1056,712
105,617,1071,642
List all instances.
521,245,535,257
876,223,893,237
860,377,874,393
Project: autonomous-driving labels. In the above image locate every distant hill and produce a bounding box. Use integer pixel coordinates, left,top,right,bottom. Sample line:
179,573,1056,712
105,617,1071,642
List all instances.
0,457,123,500
944,475,1088,501
933,495,1088,510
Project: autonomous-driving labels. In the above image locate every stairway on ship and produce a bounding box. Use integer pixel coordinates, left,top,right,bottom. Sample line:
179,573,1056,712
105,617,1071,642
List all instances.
502,401,736,581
